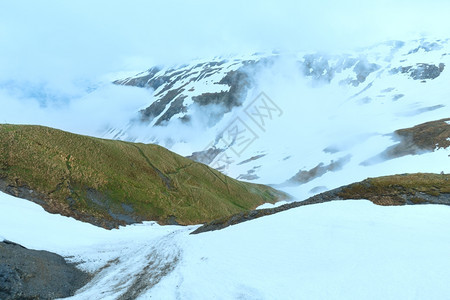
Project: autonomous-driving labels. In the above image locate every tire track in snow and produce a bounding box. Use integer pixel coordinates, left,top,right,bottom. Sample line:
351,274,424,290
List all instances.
66,229,186,299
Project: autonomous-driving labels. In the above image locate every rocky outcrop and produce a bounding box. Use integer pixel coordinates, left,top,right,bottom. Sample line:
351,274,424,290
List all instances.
393,117,450,151
362,118,450,165
391,63,445,80
113,48,387,130
282,155,351,186
108,38,449,151
0,241,90,299
186,147,224,165
191,188,342,234
192,173,450,234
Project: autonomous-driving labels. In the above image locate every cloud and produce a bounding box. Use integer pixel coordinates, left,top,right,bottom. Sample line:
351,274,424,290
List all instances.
0,83,152,137
1,0,449,84
0,0,449,136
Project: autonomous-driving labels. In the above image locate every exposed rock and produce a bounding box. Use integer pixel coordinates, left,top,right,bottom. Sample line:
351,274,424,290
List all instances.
393,117,450,151
282,155,351,186
391,63,445,80
192,173,450,234
114,51,386,131
351,60,381,85
191,184,344,234
113,67,165,89
392,94,404,101
237,154,266,165
187,147,224,165
193,68,252,109
336,173,450,206
300,54,381,86
237,168,260,181
0,241,90,300
154,95,188,126
349,82,373,99
362,118,450,165
141,86,188,123
301,54,335,82
110,39,448,147
408,41,443,54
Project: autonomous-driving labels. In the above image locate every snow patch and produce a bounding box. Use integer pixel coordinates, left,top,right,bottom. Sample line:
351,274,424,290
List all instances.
3,190,450,299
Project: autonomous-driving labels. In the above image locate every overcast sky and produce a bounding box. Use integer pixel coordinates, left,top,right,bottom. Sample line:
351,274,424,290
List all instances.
1,0,449,85
0,0,448,134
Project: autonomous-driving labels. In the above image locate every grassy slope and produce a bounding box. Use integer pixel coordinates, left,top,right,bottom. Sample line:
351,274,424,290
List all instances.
337,173,450,205
0,124,284,228
395,117,450,150
193,173,450,233
384,117,450,159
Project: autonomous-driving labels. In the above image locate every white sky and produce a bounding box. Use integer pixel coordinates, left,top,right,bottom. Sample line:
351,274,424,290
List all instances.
1,0,449,84
0,0,448,135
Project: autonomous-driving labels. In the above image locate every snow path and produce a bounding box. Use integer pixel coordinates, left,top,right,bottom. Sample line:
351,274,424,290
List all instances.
147,200,450,300
0,191,194,299
3,191,450,299
69,229,186,300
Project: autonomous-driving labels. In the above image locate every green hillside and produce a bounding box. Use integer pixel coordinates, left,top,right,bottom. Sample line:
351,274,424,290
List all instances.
337,173,450,205
0,124,284,228
193,172,450,234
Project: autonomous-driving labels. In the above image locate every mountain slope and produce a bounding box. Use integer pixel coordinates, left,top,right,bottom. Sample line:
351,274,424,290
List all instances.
107,38,450,201
193,172,450,233
0,124,283,228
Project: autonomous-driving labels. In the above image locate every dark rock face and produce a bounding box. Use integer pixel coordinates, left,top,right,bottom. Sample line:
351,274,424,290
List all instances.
0,241,90,300
136,65,255,127
141,86,188,124
153,95,188,126
115,53,385,131
193,68,253,110
0,177,139,230
110,39,447,141
410,63,445,80
391,63,445,80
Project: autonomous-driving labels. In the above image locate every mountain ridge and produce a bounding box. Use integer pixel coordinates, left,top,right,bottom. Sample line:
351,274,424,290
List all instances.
0,124,285,228
192,172,450,234
105,37,450,202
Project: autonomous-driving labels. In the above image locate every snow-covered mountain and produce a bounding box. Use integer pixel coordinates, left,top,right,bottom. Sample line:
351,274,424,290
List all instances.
107,38,450,200
1,37,450,300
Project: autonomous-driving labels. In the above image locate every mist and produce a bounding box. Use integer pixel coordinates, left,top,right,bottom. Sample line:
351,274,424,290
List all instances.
1,0,449,135
2,1,449,80
0,83,152,137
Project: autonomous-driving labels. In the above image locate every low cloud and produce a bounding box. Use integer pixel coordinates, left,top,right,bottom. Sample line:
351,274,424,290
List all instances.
1,1,449,85
0,0,449,141
0,83,152,137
